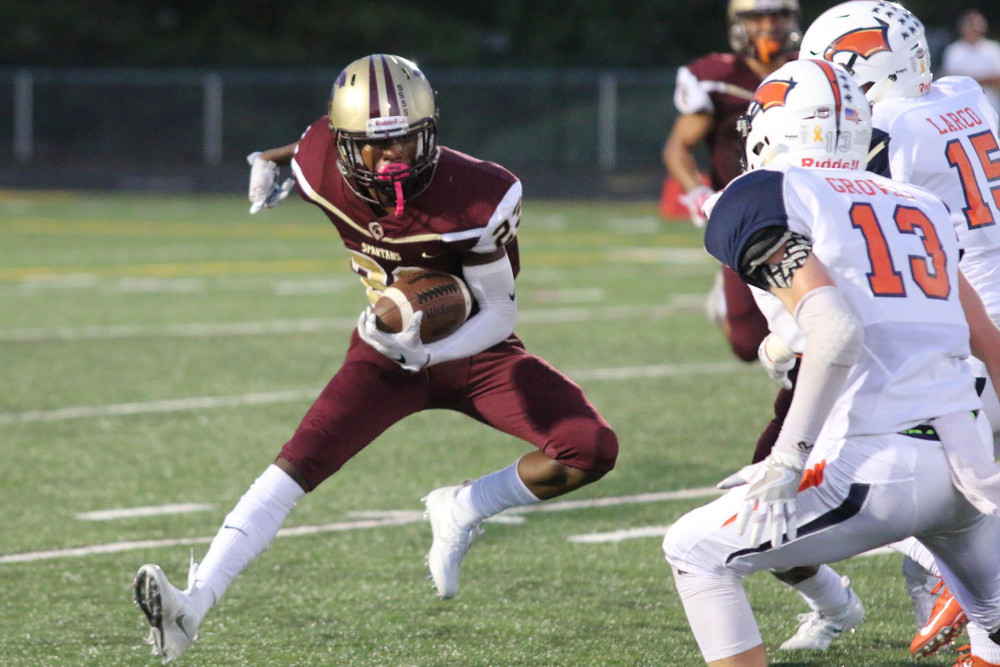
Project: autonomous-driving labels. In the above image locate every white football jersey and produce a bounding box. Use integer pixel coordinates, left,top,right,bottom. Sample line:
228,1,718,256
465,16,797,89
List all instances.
705,165,979,439
874,77,1000,316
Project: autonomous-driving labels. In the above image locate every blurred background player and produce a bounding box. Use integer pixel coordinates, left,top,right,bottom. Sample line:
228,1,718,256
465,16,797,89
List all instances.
800,1,1000,658
131,53,618,664
662,0,803,465
662,0,799,363
665,57,1000,667
942,9,1000,115
663,0,864,651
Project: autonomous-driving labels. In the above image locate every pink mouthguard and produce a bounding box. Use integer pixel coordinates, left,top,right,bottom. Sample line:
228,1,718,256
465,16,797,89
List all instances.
376,163,408,215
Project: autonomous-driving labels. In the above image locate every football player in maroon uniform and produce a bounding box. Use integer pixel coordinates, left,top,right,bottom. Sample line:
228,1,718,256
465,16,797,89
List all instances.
663,0,798,365
132,54,618,664
662,0,865,652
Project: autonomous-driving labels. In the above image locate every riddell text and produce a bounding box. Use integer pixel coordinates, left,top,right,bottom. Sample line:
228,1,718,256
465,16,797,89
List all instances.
825,177,916,200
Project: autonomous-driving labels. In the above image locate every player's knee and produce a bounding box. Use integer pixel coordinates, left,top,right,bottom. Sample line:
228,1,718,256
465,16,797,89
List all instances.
662,520,686,565
558,420,618,473
663,510,719,575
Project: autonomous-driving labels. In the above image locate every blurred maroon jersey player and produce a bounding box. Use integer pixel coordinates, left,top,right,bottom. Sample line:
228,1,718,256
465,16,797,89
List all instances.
132,54,617,664
663,0,801,460
663,0,801,364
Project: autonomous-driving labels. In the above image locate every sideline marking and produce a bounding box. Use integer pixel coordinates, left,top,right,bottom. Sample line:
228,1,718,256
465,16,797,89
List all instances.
0,362,742,425
76,503,217,521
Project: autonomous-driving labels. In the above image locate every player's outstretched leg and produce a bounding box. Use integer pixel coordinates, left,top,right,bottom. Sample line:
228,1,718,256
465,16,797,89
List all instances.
133,563,204,664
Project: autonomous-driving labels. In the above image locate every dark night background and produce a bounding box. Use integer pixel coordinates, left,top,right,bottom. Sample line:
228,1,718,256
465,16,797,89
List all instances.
1,1,995,69
1,1,996,196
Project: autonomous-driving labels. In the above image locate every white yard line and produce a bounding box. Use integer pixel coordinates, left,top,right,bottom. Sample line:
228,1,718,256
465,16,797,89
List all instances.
0,299,703,342
0,486,897,564
0,515,423,564
0,390,319,424
0,488,722,564
0,362,741,425
76,504,217,521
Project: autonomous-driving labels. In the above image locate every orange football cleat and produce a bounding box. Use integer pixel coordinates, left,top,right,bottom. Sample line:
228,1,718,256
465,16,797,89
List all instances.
911,582,968,658
952,645,1000,666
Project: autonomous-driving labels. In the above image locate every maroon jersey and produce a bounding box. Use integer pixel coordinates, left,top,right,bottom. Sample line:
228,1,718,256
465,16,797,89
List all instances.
291,117,522,305
674,52,765,189
277,119,617,490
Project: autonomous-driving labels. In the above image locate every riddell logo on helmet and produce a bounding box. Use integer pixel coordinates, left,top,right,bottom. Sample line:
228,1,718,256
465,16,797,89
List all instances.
367,116,408,134
800,157,860,169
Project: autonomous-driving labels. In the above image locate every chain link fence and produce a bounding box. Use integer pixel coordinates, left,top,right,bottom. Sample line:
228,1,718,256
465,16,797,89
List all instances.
0,67,678,199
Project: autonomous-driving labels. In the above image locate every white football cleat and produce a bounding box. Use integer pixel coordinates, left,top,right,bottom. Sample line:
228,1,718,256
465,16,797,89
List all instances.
423,485,483,599
133,563,201,664
779,577,865,651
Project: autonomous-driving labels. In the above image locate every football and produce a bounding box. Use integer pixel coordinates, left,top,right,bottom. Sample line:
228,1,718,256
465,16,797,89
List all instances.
374,270,472,343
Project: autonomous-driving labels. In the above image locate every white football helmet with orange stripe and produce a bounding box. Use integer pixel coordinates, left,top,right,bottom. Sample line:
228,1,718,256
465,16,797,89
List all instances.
799,1,932,103
328,54,440,208
740,59,872,171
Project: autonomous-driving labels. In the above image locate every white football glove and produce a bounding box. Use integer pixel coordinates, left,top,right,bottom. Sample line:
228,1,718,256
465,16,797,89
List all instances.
716,462,762,490
726,448,803,548
678,185,715,228
356,307,430,372
247,152,295,214
758,333,797,390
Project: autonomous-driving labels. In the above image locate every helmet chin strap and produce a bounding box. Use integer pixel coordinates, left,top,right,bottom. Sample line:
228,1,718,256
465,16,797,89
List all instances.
376,163,408,215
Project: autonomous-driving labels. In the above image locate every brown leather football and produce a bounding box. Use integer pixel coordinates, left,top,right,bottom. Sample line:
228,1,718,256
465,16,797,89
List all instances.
374,270,472,343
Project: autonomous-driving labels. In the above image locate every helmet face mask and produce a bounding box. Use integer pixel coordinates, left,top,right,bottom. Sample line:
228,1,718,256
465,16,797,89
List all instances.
728,0,802,63
740,59,872,172
799,1,932,103
328,54,440,210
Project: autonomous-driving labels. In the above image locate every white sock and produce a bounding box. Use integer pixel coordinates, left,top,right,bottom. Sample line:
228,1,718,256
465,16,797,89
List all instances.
969,622,1000,663
191,464,304,616
789,565,849,613
454,460,541,523
890,537,941,576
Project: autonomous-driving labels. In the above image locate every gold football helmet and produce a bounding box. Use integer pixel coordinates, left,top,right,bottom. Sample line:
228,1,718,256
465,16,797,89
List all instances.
328,54,439,209
728,0,801,63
